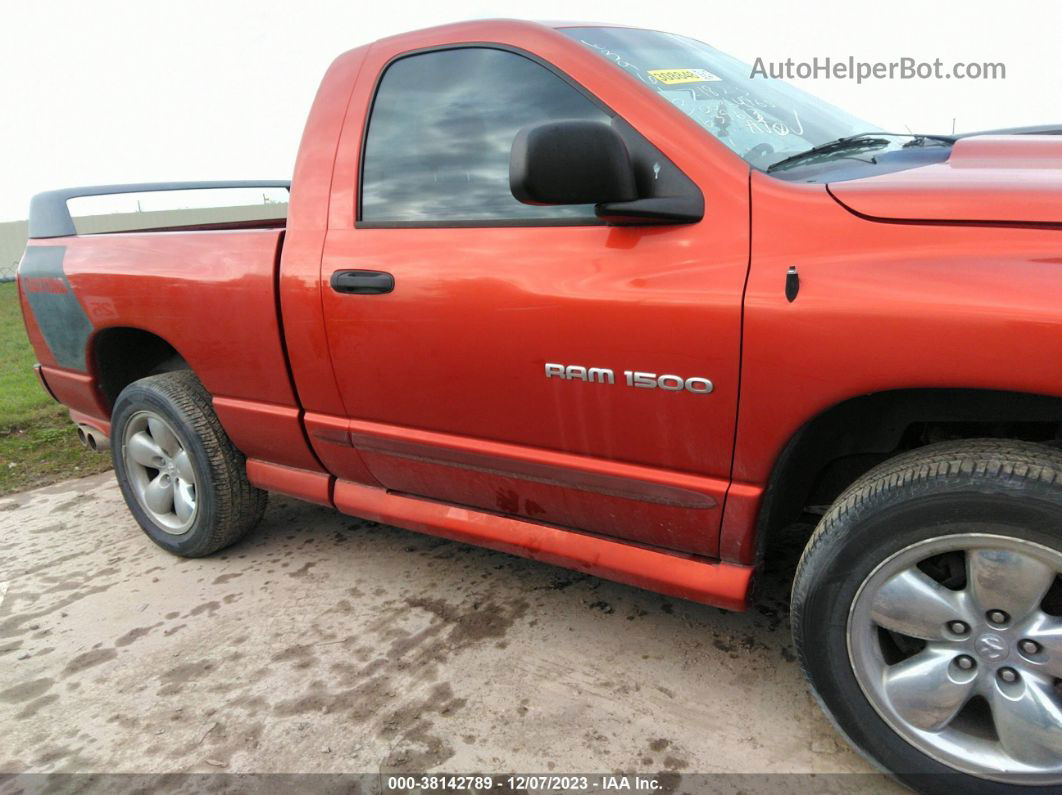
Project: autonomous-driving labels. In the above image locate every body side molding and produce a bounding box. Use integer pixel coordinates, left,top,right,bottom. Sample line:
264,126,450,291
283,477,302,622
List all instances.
333,478,753,609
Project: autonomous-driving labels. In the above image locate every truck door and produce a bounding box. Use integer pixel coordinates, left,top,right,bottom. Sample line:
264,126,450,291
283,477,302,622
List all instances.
318,44,749,558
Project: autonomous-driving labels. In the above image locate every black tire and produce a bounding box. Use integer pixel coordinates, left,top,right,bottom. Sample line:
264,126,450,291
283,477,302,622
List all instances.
111,370,267,557
791,439,1062,794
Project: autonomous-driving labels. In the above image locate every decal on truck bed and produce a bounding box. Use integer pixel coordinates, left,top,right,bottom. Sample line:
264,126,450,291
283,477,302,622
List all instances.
19,246,92,371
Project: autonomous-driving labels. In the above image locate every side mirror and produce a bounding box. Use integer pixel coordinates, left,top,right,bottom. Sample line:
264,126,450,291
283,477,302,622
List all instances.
509,120,703,225
510,121,637,206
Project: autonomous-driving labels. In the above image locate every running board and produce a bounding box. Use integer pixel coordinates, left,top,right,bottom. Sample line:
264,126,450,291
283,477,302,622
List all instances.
333,479,754,610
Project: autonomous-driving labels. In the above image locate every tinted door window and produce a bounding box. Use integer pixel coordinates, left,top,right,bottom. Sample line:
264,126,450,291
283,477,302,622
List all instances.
361,47,611,223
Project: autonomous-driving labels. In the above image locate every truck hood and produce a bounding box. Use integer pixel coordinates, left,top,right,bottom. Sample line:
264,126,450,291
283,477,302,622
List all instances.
827,135,1062,225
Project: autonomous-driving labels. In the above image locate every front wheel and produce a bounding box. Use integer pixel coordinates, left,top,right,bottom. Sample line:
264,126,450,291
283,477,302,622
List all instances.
111,370,267,557
792,440,1062,794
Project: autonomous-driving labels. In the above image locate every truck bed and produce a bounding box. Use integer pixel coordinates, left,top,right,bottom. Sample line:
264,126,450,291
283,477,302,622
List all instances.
19,227,298,455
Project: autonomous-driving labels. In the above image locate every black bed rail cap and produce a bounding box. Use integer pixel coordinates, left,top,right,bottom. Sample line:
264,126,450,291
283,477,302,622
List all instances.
28,180,292,239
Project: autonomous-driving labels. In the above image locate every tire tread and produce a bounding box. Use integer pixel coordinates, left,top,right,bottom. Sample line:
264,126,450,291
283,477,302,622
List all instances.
791,438,1062,791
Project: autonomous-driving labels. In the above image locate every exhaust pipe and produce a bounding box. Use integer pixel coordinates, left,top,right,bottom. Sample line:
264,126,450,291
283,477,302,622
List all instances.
76,424,110,452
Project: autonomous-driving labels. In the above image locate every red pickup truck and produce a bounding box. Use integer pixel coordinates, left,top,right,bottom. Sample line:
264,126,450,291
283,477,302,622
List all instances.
16,19,1062,791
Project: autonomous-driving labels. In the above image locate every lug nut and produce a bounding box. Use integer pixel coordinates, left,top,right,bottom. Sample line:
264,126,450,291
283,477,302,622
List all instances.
948,621,970,635
998,667,1019,684
955,655,976,671
987,610,1010,625
1019,639,1041,655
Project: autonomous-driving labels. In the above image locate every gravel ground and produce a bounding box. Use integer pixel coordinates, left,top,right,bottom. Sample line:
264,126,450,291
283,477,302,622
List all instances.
0,472,901,792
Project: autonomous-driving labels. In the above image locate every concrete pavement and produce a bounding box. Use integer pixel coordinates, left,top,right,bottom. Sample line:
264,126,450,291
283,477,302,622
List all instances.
0,472,898,789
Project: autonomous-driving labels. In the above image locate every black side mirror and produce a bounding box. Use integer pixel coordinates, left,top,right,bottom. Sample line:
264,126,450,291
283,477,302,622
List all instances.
510,121,637,205
509,119,703,225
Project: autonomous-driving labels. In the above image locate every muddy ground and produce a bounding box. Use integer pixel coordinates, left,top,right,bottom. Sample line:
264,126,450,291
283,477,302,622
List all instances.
0,472,899,792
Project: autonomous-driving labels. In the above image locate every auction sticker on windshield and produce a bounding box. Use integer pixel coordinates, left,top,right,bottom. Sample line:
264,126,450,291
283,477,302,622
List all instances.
648,68,721,84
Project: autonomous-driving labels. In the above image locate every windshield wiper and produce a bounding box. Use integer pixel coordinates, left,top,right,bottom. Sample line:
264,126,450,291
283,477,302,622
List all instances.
766,132,956,174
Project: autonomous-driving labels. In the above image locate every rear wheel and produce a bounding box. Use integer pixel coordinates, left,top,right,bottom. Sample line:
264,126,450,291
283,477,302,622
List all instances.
111,370,267,557
792,440,1062,793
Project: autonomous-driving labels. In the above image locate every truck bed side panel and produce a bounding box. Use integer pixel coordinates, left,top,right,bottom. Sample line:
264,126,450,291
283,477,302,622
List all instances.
21,230,322,472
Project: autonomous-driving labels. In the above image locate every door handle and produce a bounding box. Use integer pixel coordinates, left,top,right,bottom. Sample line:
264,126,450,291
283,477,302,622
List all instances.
330,269,394,295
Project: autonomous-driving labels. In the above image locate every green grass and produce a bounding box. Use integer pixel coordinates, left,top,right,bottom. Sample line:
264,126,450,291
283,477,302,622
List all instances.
0,281,111,494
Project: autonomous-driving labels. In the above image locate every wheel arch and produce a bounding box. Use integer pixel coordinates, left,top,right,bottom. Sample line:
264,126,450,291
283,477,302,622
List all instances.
755,388,1062,561
90,326,192,413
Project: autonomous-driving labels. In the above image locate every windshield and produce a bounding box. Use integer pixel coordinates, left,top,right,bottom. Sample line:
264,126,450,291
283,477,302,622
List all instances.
561,27,881,170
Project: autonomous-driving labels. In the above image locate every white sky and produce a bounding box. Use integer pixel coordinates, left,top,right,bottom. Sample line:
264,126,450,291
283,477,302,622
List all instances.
1,0,1059,222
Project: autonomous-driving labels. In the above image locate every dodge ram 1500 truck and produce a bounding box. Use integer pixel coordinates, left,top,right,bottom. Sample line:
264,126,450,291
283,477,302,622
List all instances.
17,20,1062,792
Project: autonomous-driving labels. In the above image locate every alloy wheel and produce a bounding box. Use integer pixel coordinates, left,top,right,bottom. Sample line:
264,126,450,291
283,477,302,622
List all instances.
122,410,198,534
848,533,1062,783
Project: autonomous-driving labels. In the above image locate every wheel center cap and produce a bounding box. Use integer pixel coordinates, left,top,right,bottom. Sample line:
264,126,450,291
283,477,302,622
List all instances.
975,633,1008,662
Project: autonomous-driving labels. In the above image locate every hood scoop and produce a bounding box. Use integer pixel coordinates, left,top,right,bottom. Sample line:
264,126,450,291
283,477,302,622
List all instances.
827,135,1062,225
